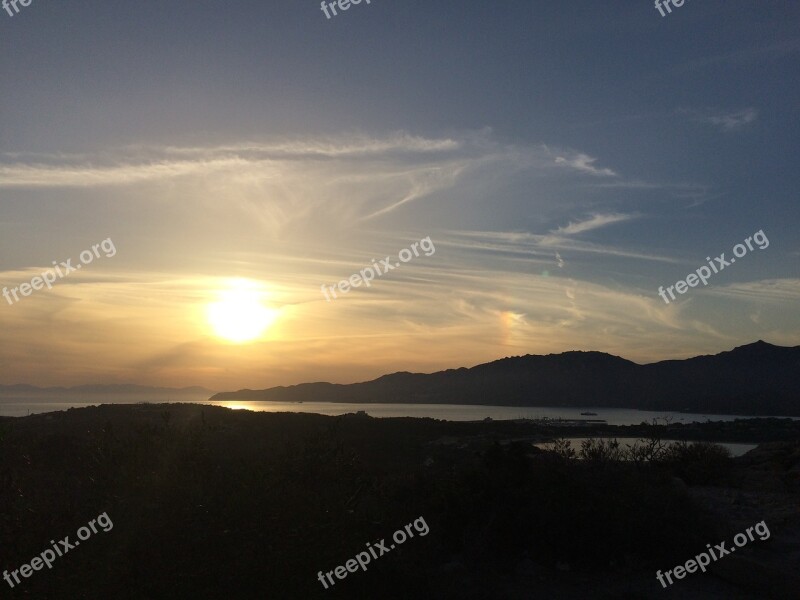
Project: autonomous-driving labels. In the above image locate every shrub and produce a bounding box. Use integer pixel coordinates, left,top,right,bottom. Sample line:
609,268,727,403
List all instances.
662,441,731,485
544,437,576,460
579,438,624,463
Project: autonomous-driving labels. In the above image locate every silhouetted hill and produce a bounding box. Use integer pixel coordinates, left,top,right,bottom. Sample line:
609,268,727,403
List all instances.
211,341,800,416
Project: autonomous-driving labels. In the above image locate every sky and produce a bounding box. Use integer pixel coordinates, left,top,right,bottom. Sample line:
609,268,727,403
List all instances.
0,0,798,390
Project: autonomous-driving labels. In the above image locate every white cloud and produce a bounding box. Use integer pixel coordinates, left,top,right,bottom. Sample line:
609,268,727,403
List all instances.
0,133,634,239
445,229,677,263
703,108,758,131
156,134,462,159
553,153,617,177
0,158,251,188
0,134,466,189
705,278,800,302
553,213,635,236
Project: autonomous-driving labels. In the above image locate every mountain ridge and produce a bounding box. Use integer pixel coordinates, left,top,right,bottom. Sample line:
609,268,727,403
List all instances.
211,341,800,416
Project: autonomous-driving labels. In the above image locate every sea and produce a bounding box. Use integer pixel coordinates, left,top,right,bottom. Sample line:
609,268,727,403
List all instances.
1,398,796,426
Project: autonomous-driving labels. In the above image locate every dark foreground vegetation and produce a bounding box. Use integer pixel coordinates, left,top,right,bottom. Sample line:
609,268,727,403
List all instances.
0,404,798,599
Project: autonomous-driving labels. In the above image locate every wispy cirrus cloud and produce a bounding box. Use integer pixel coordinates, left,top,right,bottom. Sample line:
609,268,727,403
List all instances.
0,133,612,190
552,213,635,236
553,152,617,177
0,132,632,239
0,158,252,188
705,278,800,302
702,108,759,131
445,229,676,264
156,133,462,159
0,134,467,189
676,107,759,132
0,133,489,237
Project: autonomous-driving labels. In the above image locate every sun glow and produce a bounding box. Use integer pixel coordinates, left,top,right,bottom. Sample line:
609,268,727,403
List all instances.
206,280,278,343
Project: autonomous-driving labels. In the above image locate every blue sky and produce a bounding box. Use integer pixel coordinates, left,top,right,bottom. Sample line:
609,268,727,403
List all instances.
0,1,798,388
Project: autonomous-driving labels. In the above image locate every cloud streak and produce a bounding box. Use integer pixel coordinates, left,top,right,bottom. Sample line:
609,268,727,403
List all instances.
702,108,759,131
553,152,617,177
553,213,635,236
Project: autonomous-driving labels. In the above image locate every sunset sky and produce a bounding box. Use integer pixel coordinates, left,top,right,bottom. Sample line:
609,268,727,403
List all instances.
1,1,798,390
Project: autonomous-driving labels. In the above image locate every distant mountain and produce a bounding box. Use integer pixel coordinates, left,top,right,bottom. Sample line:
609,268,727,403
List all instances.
0,384,215,400
211,341,800,416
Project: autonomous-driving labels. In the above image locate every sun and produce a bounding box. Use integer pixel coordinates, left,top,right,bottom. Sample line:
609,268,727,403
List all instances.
206,280,278,343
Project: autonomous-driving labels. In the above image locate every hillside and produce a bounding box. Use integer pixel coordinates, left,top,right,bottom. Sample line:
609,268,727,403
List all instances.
211,341,800,415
